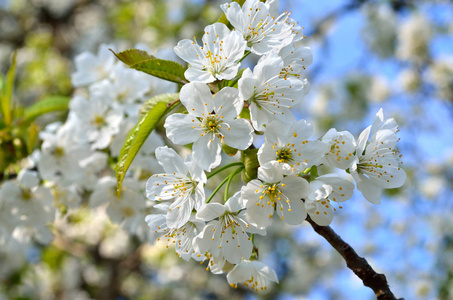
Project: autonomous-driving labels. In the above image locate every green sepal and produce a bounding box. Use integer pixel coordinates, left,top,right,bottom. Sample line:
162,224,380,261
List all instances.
241,148,259,183
239,106,250,120
221,140,238,156
309,165,319,182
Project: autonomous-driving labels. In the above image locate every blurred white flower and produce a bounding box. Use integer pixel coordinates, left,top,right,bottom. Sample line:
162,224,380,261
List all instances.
396,14,432,63
71,44,116,87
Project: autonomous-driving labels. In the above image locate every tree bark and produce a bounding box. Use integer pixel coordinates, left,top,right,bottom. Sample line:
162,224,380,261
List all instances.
306,216,403,300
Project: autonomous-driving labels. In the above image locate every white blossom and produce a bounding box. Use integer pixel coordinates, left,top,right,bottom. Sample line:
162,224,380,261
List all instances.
321,128,356,170
71,44,116,87
37,122,92,186
306,175,354,226
89,177,146,228
165,82,253,171
241,161,309,228
350,110,406,204
69,94,123,150
146,213,205,261
193,192,263,265
0,177,55,244
221,0,293,55
227,259,278,291
146,146,206,228
238,54,307,130
258,120,328,174
174,23,246,83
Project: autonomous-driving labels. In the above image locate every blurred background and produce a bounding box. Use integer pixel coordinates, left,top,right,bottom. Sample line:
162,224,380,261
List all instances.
1,0,452,299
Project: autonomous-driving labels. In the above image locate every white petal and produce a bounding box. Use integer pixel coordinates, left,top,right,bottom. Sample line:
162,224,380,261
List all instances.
238,69,256,101
185,68,215,83
220,119,253,150
246,198,274,228
249,102,275,131
220,2,245,33
155,146,188,174
251,260,279,283
193,183,206,210
214,87,242,119
202,23,230,47
174,39,205,68
164,113,201,145
356,177,382,204
196,203,225,221
145,214,167,232
280,175,310,200
166,195,193,228
225,191,244,212
307,200,334,226
277,197,306,225
192,134,222,172
357,126,371,155
193,222,216,254
258,161,284,183
179,82,213,116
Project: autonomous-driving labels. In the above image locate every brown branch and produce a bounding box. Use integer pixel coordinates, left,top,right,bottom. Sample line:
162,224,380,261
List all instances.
305,216,403,300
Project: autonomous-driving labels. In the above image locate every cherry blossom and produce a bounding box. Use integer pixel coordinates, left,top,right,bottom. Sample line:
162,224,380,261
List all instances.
227,259,278,291
241,161,309,228
174,23,246,83
146,146,206,228
257,120,328,174
220,0,293,55
164,82,253,171
306,175,354,226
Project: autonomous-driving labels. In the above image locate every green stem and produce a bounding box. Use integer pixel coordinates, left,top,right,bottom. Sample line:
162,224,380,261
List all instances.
206,175,230,203
224,166,244,202
207,162,244,179
238,50,251,63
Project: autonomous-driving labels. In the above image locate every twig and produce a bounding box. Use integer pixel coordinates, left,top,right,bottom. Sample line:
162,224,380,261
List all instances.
306,215,403,300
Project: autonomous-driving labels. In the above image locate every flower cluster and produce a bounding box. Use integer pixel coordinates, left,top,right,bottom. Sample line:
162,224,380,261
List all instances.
0,0,407,293
0,45,175,280
143,0,406,291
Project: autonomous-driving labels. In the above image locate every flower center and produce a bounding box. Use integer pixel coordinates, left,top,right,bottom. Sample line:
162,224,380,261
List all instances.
202,114,222,134
262,183,281,202
52,146,65,157
92,115,106,128
22,188,32,201
276,147,293,163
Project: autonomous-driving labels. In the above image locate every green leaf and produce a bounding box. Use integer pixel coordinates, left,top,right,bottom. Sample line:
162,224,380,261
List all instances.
111,49,188,85
139,93,179,119
116,101,179,198
21,96,70,124
131,58,187,85
1,52,17,126
110,48,155,66
26,122,39,154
